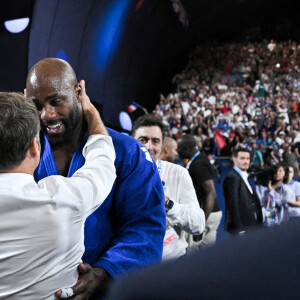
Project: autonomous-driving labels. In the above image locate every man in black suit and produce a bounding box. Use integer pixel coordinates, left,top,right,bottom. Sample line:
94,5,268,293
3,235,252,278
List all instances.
223,148,263,234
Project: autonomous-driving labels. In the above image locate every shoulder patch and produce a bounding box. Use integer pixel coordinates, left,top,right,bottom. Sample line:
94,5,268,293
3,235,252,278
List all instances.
140,146,153,163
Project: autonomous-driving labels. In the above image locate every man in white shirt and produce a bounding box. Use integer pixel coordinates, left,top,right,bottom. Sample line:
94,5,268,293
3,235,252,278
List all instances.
276,131,286,146
0,88,116,299
131,115,205,260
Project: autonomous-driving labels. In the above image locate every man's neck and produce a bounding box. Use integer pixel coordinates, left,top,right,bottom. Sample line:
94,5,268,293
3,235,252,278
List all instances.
50,126,85,176
234,166,247,174
5,169,33,176
158,153,165,161
159,154,172,162
5,159,37,176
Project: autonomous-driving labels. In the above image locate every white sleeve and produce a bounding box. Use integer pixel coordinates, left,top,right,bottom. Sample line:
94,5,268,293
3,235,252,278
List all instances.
282,184,295,205
295,182,300,196
39,134,116,218
167,168,205,235
72,134,116,215
256,185,268,207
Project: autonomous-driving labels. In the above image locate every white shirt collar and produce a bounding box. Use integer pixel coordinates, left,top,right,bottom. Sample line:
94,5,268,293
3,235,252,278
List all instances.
234,166,248,178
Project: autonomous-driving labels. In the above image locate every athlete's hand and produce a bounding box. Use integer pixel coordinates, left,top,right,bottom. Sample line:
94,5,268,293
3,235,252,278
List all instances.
77,80,108,136
55,263,112,300
77,80,94,117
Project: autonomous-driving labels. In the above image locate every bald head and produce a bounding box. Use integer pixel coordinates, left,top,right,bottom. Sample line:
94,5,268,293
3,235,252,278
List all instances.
26,58,78,92
163,137,176,149
159,137,178,163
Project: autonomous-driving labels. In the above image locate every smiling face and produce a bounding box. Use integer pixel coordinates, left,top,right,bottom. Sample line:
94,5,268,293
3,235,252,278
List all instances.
26,59,83,147
133,126,162,163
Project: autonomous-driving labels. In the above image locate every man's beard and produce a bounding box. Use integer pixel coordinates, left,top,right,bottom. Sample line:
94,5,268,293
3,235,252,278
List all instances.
41,106,80,147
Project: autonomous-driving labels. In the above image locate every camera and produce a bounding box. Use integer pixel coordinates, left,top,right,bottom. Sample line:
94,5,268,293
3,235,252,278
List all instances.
248,165,276,187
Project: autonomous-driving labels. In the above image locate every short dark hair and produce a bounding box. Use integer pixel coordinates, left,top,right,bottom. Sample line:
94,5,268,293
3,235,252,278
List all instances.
274,162,289,184
177,134,197,149
232,147,250,158
0,92,39,171
131,114,166,139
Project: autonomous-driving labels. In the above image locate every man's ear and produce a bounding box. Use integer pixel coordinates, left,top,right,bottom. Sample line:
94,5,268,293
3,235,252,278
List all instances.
75,83,81,101
232,156,236,164
29,137,40,158
164,146,169,154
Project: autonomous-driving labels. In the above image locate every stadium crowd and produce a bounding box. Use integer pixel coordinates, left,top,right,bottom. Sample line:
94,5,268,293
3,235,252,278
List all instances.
153,39,300,177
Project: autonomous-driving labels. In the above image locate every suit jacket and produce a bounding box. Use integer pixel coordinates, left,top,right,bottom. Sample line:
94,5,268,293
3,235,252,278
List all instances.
223,169,262,234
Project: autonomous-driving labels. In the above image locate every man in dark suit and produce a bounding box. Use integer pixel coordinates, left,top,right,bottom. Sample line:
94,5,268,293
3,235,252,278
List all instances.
223,148,263,234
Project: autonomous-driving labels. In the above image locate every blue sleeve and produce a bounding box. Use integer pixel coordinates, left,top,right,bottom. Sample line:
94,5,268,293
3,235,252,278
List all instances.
93,133,166,277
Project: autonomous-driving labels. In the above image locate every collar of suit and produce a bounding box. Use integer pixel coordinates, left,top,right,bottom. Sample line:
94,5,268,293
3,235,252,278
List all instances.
234,166,253,194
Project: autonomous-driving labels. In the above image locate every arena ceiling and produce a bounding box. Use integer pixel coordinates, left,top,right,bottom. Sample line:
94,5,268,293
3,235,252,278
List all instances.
183,0,298,43
1,0,297,41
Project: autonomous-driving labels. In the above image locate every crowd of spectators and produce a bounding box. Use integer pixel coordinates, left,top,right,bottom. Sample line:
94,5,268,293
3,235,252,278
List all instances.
153,39,300,178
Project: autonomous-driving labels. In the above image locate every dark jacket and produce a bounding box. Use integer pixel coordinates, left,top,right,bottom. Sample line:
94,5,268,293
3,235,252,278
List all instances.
223,169,263,234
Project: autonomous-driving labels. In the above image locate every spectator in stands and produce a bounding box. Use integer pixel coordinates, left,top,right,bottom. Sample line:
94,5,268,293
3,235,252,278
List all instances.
256,130,268,147
286,165,300,222
153,40,300,162
250,142,264,167
263,146,280,166
193,126,207,150
282,143,299,178
202,138,214,156
275,131,286,147
256,163,293,227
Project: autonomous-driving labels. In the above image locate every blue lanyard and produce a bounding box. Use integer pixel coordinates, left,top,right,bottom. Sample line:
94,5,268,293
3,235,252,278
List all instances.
157,160,162,177
186,151,200,170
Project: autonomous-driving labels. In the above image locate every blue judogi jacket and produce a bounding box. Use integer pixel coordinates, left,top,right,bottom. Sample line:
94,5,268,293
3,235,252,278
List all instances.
34,128,166,277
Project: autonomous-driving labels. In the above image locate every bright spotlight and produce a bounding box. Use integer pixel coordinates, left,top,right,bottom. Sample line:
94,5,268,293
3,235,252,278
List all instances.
119,111,132,131
4,17,30,34
276,63,280,68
